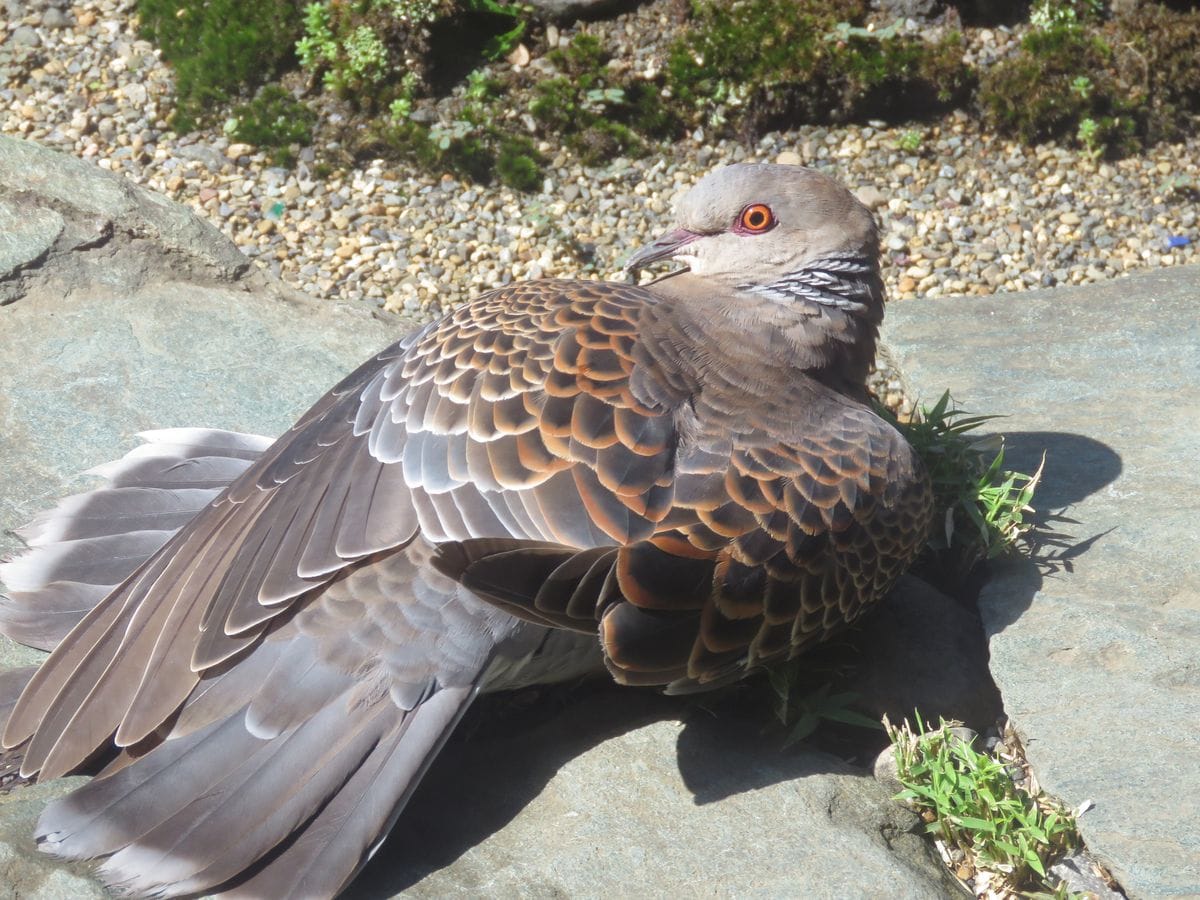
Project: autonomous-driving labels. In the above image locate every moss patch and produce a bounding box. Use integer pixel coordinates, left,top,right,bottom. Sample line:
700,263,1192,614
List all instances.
979,25,1140,158
137,0,305,132
666,0,974,138
980,3,1200,158
530,35,681,165
1109,3,1200,145
367,73,544,191
227,86,317,167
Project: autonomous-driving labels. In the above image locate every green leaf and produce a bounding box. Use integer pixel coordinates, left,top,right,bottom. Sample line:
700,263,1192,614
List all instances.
783,712,820,747
819,707,884,730
954,815,997,833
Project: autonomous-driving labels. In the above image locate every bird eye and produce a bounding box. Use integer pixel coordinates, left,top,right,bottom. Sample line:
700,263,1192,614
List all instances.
737,203,775,234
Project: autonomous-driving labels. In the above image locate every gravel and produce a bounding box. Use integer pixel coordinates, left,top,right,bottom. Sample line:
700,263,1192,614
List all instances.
2,0,1197,319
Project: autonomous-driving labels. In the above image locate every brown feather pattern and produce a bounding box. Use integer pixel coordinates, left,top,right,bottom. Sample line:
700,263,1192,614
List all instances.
7,272,933,777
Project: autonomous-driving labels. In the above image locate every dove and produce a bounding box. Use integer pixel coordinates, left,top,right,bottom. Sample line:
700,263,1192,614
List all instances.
0,162,932,897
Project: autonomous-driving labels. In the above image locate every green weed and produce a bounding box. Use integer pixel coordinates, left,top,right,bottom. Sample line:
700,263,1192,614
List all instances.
886,714,1080,890
882,392,1043,589
1029,0,1104,31
896,129,924,153
767,670,881,748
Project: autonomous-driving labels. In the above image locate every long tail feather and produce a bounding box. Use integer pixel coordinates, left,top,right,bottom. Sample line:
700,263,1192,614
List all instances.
37,683,477,898
0,429,271,652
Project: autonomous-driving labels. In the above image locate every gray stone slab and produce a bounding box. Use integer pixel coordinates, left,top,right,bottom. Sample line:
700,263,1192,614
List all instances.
0,138,408,897
0,201,62,279
883,266,1200,899
353,687,957,899
0,263,402,900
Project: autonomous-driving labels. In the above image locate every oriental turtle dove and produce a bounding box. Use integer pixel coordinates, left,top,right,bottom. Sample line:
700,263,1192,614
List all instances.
0,163,933,898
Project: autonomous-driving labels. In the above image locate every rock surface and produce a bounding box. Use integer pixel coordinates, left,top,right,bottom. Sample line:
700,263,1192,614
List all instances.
0,138,962,896
884,267,1200,898
845,575,1002,734
355,687,957,898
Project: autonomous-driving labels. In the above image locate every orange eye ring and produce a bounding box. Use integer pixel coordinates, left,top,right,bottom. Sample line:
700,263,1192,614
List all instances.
738,203,775,234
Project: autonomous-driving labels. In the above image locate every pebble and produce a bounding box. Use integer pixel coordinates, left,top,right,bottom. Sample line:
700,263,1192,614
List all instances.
1,0,1197,314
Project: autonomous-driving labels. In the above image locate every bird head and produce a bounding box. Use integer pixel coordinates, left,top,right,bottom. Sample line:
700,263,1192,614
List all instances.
625,163,885,394
625,163,883,322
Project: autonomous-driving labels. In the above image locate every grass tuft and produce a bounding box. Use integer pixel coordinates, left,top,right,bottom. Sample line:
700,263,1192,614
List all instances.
767,671,881,748
885,714,1081,893
881,391,1043,591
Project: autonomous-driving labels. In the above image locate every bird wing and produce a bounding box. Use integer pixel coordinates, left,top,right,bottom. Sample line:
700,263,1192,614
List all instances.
4,274,930,777
3,427,595,898
3,278,682,780
33,540,557,899
442,375,933,692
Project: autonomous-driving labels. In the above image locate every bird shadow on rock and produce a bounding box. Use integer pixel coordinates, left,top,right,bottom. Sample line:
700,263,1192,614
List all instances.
977,430,1123,637
348,679,689,897
671,696,861,806
349,679,855,897
349,591,1016,898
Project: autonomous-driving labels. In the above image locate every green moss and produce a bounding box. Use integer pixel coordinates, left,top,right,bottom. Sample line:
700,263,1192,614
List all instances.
370,105,543,192
495,137,543,192
979,25,1142,156
227,85,316,166
137,0,304,132
979,4,1200,157
529,35,681,164
665,0,973,137
529,77,578,133
547,32,606,75
1109,3,1200,144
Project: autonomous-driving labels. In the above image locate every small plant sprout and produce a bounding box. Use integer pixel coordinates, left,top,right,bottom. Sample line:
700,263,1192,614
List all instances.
885,714,1081,893
1070,75,1093,99
387,0,439,24
389,97,413,120
897,129,923,153
344,25,389,85
464,69,492,102
825,20,901,42
1077,117,1102,159
583,86,627,110
296,2,336,70
1030,0,1104,29
389,72,420,121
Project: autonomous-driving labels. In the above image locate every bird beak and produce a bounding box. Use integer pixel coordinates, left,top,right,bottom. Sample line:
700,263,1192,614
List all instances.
623,228,700,273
